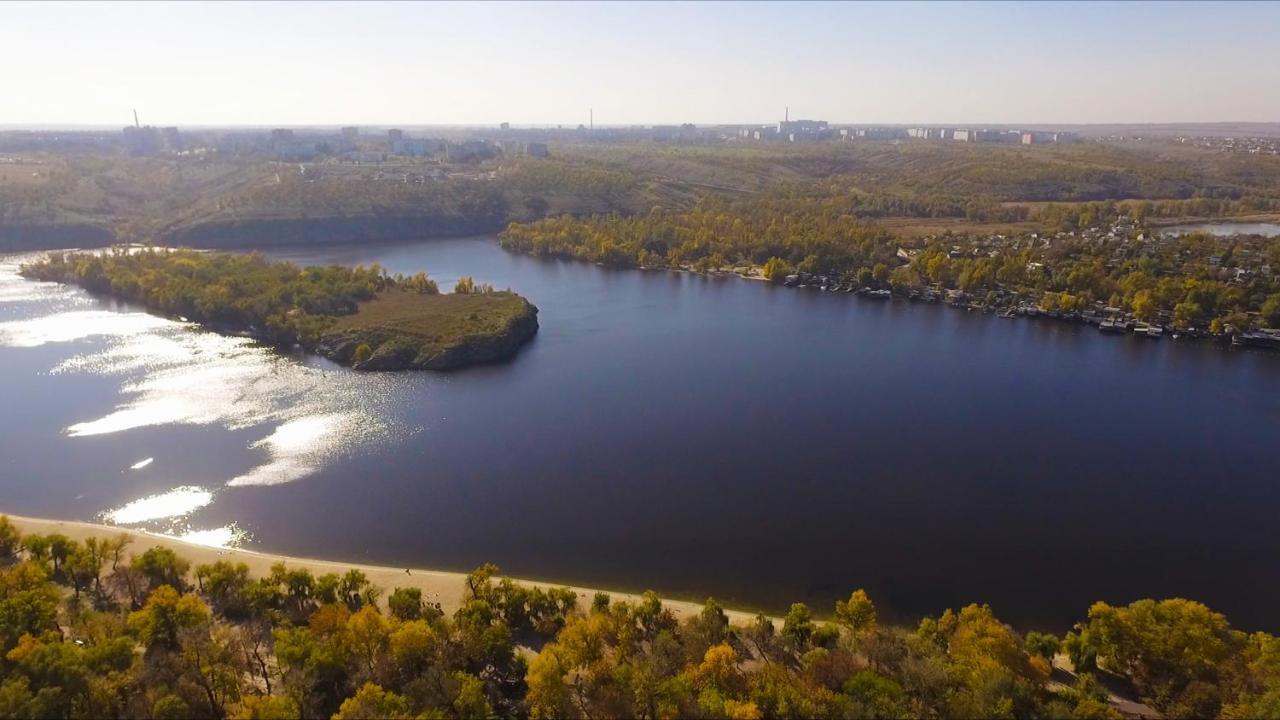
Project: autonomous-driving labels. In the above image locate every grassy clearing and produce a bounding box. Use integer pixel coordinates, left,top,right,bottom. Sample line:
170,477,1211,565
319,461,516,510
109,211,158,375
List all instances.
320,288,538,370
330,289,531,346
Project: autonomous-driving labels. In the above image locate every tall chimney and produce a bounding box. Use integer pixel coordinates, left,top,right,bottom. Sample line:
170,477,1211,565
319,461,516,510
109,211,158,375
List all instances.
133,109,140,128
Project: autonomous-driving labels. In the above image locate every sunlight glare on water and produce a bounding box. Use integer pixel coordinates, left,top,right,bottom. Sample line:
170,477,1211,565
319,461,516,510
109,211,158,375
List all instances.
0,310,173,348
229,413,362,487
104,486,213,524
175,525,247,549
0,253,405,532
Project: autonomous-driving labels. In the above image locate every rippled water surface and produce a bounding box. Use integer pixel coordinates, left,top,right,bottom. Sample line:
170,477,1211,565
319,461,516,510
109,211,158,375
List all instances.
0,252,403,544
2,239,1279,631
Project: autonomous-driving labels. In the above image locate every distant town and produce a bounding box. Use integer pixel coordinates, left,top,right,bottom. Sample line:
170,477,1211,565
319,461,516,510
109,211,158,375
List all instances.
1175,134,1280,156
5,112,1279,163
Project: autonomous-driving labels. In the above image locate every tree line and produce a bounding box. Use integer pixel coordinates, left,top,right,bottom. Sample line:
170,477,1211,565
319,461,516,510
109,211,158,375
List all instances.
893,231,1280,331
501,199,1280,332
18,249,459,347
3,515,1279,719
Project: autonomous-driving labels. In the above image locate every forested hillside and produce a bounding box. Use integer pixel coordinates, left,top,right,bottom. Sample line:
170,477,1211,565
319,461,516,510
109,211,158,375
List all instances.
1,516,1277,719
5,140,1280,251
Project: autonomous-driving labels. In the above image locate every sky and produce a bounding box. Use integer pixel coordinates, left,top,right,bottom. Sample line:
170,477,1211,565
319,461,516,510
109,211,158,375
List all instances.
3,0,1279,127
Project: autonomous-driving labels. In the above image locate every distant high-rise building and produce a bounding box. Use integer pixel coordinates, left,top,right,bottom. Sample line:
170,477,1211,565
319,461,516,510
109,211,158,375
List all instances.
777,118,828,140
391,138,440,157
341,126,359,151
161,127,182,151
122,125,161,155
387,129,404,143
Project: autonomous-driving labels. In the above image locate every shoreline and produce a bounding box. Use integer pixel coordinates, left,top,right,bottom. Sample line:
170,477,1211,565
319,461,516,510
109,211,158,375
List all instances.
2,513,764,623
18,250,541,372
2,511,1162,718
1144,212,1280,227
590,261,1280,353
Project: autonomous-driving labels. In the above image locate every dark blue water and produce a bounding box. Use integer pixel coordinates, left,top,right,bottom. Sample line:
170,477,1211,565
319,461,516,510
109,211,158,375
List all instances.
2,237,1278,631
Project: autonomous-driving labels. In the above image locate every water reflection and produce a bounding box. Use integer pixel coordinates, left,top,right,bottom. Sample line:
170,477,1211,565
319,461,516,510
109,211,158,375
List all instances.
0,252,406,539
0,277,61,303
177,524,248,549
1162,222,1280,237
0,310,172,348
230,413,363,487
105,486,212,524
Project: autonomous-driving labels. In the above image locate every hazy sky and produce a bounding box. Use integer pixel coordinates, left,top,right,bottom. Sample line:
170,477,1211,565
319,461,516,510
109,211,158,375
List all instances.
4,1,1278,127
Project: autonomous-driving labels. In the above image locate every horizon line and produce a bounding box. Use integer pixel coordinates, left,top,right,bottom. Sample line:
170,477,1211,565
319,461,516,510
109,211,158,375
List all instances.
3,120,1280,131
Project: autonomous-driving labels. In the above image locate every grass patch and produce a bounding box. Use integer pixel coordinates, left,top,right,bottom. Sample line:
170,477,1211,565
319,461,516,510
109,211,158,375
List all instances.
320,289,538,370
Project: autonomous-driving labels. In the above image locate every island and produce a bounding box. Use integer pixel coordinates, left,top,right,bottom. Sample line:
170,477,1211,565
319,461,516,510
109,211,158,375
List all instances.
19,248,538,371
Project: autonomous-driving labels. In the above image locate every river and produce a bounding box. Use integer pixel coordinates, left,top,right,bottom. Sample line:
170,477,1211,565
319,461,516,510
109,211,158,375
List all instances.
2,236,1278,631
1161,221,1280,237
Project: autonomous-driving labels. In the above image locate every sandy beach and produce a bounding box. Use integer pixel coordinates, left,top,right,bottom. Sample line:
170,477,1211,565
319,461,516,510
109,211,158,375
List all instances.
3,513,762,623
5,513,1162,718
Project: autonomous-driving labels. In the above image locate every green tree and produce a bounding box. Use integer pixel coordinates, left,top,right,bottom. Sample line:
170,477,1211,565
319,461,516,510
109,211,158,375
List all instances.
1131,290,1156,322
0,517,19,563
47,534,75,577
128,585,211,652
1081,598,1239,715
0,562,61,653
782,603,814,649
195,561,252,618
20,534,51,564
152,694,191,720
1025,630,1061,662
1173,301,1203,329
836,589,877,636
234,695,301,719
1262,293,1280,327
387,587,424,621
332,682,412,720
762,257,792,283
134,546,191,593
452,671,494,720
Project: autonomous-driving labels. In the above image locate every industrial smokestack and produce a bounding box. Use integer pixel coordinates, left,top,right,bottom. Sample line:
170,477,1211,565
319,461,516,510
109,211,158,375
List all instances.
133,109,139,128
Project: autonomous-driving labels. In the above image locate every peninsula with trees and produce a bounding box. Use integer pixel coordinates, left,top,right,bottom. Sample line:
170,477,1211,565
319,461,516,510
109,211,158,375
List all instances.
19,249,539,371
5,127,1280,346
